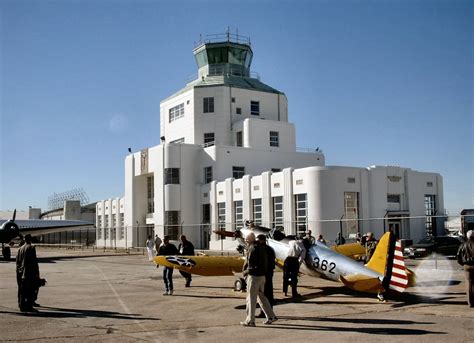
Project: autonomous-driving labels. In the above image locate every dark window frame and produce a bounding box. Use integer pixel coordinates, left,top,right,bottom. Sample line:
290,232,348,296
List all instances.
270,131,279,147
232,166,245,179
203,97,214,113
204,166,213,184
250,101,260,116
164,168,180,185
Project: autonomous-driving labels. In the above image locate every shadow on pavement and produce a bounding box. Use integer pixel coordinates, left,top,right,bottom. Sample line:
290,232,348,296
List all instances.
266,322,445,336
1,306,160,321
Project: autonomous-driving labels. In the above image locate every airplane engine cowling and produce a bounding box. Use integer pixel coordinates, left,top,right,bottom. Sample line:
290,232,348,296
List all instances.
0,221,20,243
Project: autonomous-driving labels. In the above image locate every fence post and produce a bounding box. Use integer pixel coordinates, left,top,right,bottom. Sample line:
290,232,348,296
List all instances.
339,214,344,243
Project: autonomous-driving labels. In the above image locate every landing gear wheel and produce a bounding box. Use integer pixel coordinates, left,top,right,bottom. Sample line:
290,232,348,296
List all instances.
234,277,247,292
2,246,11,261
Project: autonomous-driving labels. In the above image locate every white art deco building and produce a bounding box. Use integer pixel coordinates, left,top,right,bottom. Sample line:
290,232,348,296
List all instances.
96,33,444,249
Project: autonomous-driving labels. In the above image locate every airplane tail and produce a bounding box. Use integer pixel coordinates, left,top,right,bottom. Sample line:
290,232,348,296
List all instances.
366,231,409,293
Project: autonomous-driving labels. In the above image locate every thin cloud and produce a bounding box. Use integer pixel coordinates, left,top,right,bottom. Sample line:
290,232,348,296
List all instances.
108,113,129,134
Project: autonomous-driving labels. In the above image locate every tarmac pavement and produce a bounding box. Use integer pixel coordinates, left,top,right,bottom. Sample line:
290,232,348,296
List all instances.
0,248,472,342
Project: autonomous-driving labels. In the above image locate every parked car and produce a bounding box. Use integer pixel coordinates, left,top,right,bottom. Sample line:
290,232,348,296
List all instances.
403,236,464,258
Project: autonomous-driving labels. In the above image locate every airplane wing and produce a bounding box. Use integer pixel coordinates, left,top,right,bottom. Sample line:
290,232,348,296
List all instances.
0,219,94,237
331,242,366,259
153,255,245,276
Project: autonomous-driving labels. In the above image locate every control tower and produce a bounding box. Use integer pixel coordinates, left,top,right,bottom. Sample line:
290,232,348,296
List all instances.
160,32,288,147
193,33,253,79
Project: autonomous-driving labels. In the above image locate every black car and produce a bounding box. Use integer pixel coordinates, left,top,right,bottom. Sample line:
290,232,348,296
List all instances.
403,236,464,258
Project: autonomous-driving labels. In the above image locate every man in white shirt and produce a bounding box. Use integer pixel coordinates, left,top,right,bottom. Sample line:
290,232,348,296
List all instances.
283,239,306,298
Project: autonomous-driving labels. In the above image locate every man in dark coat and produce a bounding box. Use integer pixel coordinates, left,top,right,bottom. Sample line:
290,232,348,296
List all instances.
178,235,195,287
158,235,179,295
240,232,277,327
457,230,474,307
16,234,40,312
256,234,276,318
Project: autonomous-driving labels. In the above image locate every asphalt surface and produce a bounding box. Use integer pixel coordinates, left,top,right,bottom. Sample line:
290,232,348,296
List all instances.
0,248,472,342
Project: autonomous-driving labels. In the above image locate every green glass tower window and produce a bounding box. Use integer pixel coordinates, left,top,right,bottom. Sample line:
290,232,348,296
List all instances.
195,50,208,68
229,47,246,65
207,47,228,64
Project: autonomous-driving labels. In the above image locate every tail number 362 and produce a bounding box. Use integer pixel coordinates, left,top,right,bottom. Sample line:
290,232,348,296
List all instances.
313,257,336,274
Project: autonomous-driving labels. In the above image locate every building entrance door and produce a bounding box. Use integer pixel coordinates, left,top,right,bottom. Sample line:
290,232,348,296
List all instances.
388,221,401,239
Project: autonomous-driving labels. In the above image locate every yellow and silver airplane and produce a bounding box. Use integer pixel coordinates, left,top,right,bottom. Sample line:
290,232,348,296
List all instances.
154,223,415,296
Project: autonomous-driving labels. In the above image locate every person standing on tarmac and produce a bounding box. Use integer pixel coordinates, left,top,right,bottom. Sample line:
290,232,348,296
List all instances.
16,234,40,312
256,234,276,318
457,230,474,307
283,238,306,298
158,235,178,295
146,235,155,261
178,235,195,287
240,232,277,327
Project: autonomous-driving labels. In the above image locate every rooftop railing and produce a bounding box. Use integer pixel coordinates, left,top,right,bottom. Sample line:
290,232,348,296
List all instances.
187,70,260,83
194,32,251,48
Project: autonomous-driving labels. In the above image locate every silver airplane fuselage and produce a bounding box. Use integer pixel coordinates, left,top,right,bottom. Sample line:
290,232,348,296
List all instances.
239,227,382,283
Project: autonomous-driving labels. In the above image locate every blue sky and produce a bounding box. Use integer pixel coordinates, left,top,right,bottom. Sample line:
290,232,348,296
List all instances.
1,0,472,215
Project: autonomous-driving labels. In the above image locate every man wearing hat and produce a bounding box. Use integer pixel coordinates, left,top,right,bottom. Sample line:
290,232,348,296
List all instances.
240,232,277,327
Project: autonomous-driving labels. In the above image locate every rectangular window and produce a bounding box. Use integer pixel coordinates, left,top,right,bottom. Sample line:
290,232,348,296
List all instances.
164,168,180,185
119,213,124,240
165,211,180,240
234,200,243,230
169,103,184,122
217,202,226,234
250,101,260,116
271,168,281,173
204,166,213,184
204,132,215,146
233,166,245,179
270,131,279,147
232,97,235,103
253,198,262,226
202,204,210,223
236,131,243,147
344,192,359,236
272,196,283,230
147,176,154,213
236,107,242,115
203,97,214,113
170,137,185,144
295,194,307,236
387,194,400,203
424,194,436,236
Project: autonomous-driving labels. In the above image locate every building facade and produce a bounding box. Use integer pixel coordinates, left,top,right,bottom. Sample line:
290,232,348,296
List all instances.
96,33,444,249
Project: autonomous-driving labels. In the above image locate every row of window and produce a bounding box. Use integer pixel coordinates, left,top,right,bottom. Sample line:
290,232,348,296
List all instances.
97,227,125,241
203,130,278,148
97,213,125,230
162,166,281,186
163,166,242,185
168,98,261,123
216,194,307,235
169,103,185,123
